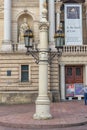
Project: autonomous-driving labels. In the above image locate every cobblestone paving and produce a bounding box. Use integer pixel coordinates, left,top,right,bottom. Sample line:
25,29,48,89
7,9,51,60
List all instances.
0,101,87,129
0,125,87,130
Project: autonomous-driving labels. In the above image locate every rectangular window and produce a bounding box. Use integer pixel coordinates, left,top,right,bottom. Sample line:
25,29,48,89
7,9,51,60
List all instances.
7,70,11,76
67,68,72,76
21,65,29,82
76,67,81,76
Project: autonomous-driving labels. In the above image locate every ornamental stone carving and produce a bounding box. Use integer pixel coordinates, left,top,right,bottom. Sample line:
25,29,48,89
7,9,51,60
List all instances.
18,18,30,43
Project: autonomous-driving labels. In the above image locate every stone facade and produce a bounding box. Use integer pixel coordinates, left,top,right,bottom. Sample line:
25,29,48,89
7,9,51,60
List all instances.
0,0,86,104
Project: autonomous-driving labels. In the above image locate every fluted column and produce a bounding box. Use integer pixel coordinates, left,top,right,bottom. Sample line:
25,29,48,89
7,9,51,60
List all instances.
55,0,62,29
48,0,55,44
60,64,66,100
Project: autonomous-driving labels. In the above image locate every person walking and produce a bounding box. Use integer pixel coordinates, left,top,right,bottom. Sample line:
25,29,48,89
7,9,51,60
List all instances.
81,86,87,105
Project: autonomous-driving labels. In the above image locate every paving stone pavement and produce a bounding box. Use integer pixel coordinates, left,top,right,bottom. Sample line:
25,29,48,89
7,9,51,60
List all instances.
0,100,87,129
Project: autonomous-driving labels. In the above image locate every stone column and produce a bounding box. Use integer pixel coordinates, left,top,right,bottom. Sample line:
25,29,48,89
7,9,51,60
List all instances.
48,0,55,46
85,0,87,31
1,0,12,51
55,0,62,29
4,0,11,41
40,0,45,21
60,64,66,100
84,65,87,85
33,4,52,120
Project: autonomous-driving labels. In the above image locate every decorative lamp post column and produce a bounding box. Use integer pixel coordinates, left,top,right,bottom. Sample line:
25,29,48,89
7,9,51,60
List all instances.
24,1,64,120
33,4,52,120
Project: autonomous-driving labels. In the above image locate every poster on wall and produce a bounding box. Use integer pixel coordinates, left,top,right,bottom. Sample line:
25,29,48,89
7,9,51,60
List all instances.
74,83,84,96
66,84,74,97
64,4,83,45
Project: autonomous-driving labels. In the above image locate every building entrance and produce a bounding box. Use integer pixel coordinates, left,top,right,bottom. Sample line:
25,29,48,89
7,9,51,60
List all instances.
65,65,83,99
65,65,83,84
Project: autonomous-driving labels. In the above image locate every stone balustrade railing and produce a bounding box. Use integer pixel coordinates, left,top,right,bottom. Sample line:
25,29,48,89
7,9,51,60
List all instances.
63,45,87,53
12,43,87,54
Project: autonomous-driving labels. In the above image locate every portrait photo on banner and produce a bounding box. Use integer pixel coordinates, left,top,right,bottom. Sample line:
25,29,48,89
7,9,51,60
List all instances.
67,6,80,19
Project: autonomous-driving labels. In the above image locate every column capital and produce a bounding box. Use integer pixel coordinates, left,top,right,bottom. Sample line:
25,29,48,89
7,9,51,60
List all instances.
55,1,62,13
60,63,65,67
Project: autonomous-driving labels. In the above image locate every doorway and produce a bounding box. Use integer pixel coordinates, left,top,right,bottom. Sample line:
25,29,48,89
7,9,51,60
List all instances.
65,65,83,84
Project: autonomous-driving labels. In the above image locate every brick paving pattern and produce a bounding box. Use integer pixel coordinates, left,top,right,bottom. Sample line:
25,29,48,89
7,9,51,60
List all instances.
0,101,87,129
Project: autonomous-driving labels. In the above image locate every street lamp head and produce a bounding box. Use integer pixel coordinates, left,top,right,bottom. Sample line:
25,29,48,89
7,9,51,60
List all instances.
24,29,33,48
54,27,64,50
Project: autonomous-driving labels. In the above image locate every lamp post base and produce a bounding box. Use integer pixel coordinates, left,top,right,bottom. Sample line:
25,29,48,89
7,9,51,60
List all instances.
33,97,52,120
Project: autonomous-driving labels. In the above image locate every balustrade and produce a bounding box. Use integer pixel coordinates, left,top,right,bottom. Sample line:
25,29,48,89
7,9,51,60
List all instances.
63,45,87,53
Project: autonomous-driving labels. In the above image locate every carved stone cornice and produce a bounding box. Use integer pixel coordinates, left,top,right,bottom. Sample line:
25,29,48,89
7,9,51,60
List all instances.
60,54,87,65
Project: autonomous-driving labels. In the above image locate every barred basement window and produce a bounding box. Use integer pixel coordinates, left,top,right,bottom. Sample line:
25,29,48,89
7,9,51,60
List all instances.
21,65,29,82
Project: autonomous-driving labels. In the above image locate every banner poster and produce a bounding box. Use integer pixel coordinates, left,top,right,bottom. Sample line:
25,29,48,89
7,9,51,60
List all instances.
74,83,84,96
64,4,82,45
66,84,74,97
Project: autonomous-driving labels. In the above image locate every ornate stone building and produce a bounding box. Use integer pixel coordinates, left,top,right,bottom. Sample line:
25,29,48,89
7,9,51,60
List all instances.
0,0,86,104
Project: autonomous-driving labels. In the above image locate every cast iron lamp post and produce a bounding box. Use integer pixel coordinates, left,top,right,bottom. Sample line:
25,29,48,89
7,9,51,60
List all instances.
24,7,64,120
24,26,64,64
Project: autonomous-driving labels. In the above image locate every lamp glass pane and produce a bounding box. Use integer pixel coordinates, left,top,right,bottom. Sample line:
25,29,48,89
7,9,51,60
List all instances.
55,37,61,47
24,37,29,47
29,38,33,47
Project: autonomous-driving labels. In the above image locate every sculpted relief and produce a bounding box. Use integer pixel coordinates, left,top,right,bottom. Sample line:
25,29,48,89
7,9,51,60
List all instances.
19,18,30,42
18,15,33,43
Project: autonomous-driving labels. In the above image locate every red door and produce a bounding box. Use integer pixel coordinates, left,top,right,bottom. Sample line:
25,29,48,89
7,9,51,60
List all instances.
65,66,83,84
